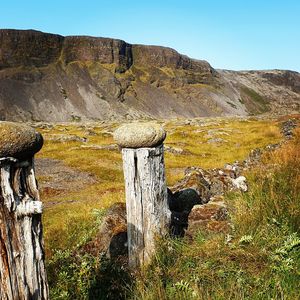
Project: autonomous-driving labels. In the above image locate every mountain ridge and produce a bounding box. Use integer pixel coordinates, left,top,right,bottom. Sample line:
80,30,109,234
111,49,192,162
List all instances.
0,29,299,121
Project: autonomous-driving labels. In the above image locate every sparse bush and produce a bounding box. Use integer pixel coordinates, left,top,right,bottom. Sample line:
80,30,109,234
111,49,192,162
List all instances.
47,250,98,299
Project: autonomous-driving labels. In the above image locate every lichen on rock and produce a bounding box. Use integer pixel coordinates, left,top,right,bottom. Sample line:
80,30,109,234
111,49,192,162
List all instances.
0,121,43,159
113,122,166,148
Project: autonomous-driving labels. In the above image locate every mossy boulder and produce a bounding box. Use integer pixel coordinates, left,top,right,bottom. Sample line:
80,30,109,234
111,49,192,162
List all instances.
0,122,43,159
83,202,127,259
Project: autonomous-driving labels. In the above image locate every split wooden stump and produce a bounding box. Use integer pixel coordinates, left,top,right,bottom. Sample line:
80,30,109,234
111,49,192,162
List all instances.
0,122,48,300
114,123,171,268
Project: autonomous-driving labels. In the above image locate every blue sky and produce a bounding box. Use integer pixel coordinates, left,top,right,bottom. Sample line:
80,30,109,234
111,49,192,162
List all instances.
1,0,299,71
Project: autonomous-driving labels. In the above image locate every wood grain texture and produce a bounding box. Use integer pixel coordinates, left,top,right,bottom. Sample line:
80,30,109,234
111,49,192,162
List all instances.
0,158,48,300
122,145,171,268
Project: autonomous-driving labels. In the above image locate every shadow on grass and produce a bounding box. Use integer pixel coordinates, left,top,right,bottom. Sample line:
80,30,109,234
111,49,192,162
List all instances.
88,256,133,300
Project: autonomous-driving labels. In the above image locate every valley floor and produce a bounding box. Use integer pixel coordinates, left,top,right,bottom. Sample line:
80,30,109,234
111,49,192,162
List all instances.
33,115,299,299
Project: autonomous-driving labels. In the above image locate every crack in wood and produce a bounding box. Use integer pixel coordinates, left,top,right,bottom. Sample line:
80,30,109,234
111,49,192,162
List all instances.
121,144,170,268
0,157,48,299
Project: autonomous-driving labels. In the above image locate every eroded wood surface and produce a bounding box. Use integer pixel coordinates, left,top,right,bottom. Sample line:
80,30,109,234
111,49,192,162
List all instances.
122,145,170,268
0,157,48,300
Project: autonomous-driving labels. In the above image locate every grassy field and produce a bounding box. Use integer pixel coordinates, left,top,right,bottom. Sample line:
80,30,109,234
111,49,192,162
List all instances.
36,117,282,256
34,116,300,299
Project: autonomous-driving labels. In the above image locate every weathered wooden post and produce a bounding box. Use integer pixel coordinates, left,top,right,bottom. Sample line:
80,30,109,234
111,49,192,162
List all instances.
114,122,171,268
0,122,49,300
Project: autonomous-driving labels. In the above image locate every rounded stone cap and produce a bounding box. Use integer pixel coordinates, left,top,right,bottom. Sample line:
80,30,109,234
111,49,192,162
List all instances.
0,122,43,159
113,123,166,148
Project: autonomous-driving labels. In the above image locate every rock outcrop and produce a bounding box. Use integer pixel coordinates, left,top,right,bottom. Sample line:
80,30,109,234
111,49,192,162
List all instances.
83,202,127,259
0,29,299,121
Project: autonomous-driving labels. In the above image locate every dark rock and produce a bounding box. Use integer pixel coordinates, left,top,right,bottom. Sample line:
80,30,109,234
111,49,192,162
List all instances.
168,188,202,212
187,200,230,236
133,44,214,75
109,232,128,258
0,29,63,68
83,202,128,259
170,210,190,237
168,187,203,237
281,119,297,139
261,70,300,93
63,35,133,70
172,168,211,203
171,164,249,202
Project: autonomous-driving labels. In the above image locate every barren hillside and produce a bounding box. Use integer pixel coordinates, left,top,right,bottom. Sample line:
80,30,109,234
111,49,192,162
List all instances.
0,29,299,121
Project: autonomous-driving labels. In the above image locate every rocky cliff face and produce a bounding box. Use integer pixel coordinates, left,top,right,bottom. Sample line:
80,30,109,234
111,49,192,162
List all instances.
0,29,299,121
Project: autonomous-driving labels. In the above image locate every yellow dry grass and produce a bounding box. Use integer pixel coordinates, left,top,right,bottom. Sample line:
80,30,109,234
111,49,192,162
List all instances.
36,117,282,255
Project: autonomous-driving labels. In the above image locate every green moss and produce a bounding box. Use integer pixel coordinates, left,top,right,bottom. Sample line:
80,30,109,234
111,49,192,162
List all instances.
241,86,270,113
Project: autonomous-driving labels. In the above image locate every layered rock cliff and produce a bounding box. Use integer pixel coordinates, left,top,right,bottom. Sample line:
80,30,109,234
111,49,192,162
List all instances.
0,29,299,121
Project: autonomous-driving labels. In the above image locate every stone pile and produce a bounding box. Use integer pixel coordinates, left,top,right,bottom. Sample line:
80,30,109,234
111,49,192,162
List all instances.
281,118,297,139
168,163,248,237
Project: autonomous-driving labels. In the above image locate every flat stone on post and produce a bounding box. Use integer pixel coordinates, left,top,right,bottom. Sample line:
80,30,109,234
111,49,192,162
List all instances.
114,122,170,268
0,122,43,159
113,122,166,148
0,122,49,300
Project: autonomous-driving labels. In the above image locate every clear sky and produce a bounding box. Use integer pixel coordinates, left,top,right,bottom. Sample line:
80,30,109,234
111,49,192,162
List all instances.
1,0,299,71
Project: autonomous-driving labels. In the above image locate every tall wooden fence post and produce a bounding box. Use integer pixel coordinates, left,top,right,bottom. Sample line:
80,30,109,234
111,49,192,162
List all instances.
114,123,171,268
0,122,49,300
